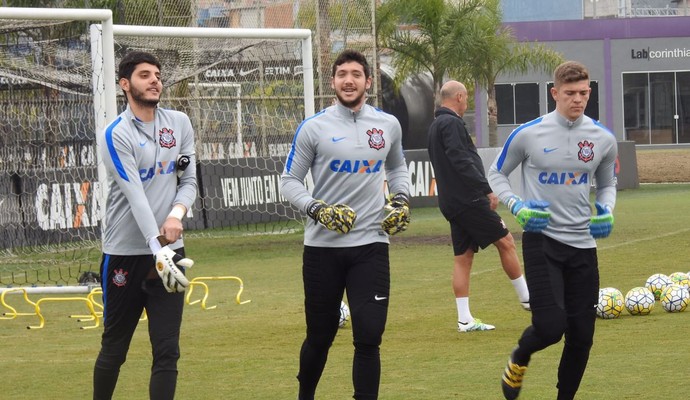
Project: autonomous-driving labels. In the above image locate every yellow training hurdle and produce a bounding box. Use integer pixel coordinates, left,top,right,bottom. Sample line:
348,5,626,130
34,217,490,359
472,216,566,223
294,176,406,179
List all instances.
31,296,100,330
70,287,147,322
1,273,249,329
0,287,100,329
1,288,38,320
185,276,251,310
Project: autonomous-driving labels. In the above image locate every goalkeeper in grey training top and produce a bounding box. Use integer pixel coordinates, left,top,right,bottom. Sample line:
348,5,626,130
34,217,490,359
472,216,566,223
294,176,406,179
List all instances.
93,51,197,400
280,49,410,400
488,61,617,400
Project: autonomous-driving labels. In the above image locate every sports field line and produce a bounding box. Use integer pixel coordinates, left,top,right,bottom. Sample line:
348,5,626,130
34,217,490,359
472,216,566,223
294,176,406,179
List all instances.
470,227,690,276
597,227,690,251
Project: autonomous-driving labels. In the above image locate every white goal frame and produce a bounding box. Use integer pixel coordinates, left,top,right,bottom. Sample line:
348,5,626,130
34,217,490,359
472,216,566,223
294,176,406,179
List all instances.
0,7,114,294
95,24,315,126
0,8,315,291
91,24,315,223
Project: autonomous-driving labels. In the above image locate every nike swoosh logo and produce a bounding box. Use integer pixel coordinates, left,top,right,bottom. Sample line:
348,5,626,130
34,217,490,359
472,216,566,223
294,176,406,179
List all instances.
239,68,259,77
543,147,558,153
332,137,346,143
374,295,387,301
139,141,147,147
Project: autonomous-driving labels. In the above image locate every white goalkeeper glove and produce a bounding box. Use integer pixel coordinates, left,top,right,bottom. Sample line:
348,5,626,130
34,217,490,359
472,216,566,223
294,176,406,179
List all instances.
150,236,193,293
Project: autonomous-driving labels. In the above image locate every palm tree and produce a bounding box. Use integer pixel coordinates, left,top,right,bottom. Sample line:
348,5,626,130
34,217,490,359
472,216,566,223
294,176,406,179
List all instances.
377,0,563,147
376,0,483,107
451,0,563,146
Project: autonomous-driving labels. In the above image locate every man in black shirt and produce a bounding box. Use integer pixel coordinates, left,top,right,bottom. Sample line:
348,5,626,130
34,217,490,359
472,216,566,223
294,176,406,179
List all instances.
427,80,530,333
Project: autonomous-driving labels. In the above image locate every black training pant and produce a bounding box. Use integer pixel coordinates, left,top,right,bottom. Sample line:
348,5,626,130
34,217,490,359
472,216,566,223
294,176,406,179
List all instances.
297,243,390,400
93,252,185,400
514,233,599,400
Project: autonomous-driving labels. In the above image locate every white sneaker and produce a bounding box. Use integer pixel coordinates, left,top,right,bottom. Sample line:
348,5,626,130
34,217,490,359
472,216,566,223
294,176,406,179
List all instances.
458,319,495,332
520,301,531,311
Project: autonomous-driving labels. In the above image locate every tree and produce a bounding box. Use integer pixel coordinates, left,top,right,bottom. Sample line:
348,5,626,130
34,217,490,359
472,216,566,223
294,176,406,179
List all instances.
377,0,564,147
450,0,563,146
376,0,483,106
296,0,374,109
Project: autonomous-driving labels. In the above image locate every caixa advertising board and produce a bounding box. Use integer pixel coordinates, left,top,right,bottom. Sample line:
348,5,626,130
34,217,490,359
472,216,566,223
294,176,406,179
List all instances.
0,146,637,250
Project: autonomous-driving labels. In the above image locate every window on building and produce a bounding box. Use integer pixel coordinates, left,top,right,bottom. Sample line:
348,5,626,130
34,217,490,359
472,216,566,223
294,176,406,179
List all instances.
495,83,540,125
623,72,690,145
546,81,599,121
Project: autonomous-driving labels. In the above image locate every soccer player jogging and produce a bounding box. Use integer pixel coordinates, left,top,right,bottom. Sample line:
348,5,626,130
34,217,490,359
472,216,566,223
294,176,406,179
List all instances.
427,80,530,333
488,61,617,400
93,51,197,400
280,49,411,400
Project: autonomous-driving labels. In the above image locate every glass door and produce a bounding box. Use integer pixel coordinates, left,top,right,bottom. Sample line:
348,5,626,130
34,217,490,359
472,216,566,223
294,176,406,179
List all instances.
649,73,675,144
677,71,690,144
623,73,649,144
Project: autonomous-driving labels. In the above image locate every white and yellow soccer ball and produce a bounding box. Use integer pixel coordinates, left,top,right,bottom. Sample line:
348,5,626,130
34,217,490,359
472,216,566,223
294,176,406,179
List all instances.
668,272,690,289
624,286,655,315
596,287,625,319
645,273,672,300
660,284,690,313
339,301,350,328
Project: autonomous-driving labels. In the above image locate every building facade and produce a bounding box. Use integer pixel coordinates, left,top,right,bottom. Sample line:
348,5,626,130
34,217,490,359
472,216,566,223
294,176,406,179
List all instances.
477,1,690,147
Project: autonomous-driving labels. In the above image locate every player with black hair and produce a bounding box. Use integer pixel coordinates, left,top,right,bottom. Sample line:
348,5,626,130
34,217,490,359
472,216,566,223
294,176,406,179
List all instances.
93,50,197,400
281,49,410,400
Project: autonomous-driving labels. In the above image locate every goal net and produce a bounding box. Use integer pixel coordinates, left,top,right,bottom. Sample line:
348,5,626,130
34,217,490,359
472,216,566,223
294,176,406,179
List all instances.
0,8,314,287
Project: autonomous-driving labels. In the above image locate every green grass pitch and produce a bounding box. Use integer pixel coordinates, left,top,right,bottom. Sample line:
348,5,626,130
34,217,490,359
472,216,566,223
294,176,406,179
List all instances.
1,183,689,399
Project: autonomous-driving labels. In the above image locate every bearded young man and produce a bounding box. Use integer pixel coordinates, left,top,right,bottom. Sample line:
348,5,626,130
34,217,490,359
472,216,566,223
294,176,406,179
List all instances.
94,51,197,400
281,49,411,400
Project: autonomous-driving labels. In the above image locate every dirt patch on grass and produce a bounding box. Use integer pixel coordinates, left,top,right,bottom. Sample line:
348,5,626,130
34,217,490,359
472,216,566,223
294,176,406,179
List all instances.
636,148,690,183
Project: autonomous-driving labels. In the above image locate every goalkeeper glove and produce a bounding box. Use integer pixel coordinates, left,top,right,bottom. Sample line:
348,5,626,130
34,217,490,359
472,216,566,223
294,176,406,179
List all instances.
506,195,551,233
381,193,410,235
306,200,357,234
590,202,614,239
151,236,194,293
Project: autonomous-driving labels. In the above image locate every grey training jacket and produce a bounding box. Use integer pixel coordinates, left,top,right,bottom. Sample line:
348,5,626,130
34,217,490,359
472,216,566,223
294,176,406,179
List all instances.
488,111,617,249
99,105,197,255
281,102,410,247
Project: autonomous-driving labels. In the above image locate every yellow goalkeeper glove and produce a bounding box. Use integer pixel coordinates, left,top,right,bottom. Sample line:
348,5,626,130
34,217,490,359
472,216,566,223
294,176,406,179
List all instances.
306,200,357,234
381,193,410,236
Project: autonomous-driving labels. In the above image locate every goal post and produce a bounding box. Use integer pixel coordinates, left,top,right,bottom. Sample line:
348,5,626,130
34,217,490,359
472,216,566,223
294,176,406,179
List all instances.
94,23,316,232
0,8,115,289
0,9,315,287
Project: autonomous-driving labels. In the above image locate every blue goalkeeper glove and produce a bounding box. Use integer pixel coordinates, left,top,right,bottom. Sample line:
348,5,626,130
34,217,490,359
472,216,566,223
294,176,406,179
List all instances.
590,202,614,239
506,196,551,233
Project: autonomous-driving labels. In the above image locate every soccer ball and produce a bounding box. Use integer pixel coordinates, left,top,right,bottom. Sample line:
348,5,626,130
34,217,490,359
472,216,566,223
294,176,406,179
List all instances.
668,272,690,289
339,301,350,328
660,284,690,313
645,273,672,300
596,287,624,319
624,286,655,315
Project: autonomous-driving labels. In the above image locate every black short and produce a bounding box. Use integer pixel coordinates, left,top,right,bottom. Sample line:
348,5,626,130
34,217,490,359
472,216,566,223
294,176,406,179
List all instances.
449,205,509,256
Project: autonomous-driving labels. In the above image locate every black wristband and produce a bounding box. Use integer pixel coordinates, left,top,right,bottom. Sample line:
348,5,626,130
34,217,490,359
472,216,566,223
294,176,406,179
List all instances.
177,155,191,171
156,235,170,246
306,201,324,220
390,193,410,206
